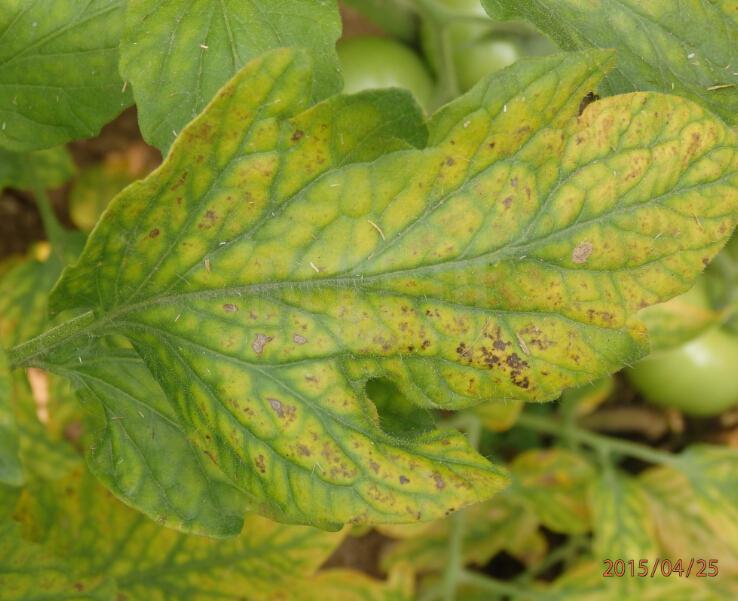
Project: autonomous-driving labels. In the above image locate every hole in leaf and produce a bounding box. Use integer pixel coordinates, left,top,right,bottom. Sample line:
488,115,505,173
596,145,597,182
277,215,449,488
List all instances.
365,377,436,438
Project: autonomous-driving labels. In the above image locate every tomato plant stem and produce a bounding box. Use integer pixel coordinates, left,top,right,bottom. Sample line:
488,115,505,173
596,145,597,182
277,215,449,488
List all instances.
7,309,97,369
441,510,465,601
516,412,680,466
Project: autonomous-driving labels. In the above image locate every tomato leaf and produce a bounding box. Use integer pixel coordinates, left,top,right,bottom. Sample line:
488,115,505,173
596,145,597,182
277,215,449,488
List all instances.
481,0,738,125
12,370,83,481
640,445,738,576
589,468,658,561
47,346,249,537
20,48,738,527
16,468,345,601
0,0,131,151
0,520,116,601
509,448,595,534
381,495,545,572
120,0,343,154
0,146,75,190
0,253,60,348
280,565,415,601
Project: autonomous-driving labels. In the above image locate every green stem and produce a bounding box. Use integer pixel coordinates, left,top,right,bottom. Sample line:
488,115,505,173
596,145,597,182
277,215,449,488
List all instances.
442,511,466,601
7,310,97,369
34,187,66,263
412,0,461,102
516,412,679,466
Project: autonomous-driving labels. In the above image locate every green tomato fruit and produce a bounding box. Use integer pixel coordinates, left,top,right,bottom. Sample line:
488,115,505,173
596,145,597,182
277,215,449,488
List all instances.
454,35,520,91
420,0,556,92
337,36,434,111
626,327,738,416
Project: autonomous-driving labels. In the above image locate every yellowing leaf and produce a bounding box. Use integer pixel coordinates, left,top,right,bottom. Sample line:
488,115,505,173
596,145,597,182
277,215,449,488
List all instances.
0,253,61,348
559,376,614,417
16,48,738,528
509,448,595,534
589,469,658,561
11,371,82,482
549,560,723,601
641,445,738,576
16,468,345,601
471,398,523,432
275,565,415,601
638,281,720,351
0,520,116,601
381,495,544,573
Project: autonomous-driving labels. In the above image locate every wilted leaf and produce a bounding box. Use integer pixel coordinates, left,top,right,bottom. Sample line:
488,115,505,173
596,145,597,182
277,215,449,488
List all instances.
24,48,738,527
0,0,131,151
509,448,595,534
0,146,75,190
482,0,738,125
120,0,342,153
16,469,345,601
0,520,116,601
0,348,23,487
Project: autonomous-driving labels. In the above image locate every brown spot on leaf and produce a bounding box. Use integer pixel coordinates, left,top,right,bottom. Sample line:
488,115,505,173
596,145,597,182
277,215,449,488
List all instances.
503,196,513,208
433,472,446,490
268,398,285,418
572,242,593,264
255,454,266,474
297,444,311,457
223,303,238,313
399,475,410,484
252,333,273,354
293,333,307,344
148,228,160,238
170,171,188,191
291,129,304,142
198,209,218,230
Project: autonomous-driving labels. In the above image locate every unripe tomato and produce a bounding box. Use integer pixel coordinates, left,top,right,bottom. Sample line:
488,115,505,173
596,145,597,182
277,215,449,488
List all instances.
420,0,556,92
626,326,738,416
337,36,434,111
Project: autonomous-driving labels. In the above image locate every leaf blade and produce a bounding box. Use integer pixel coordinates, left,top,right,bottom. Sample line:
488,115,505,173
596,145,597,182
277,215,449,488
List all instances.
119,0,343,153
0,0,131,151
481,0,738,125
40,49,738,526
